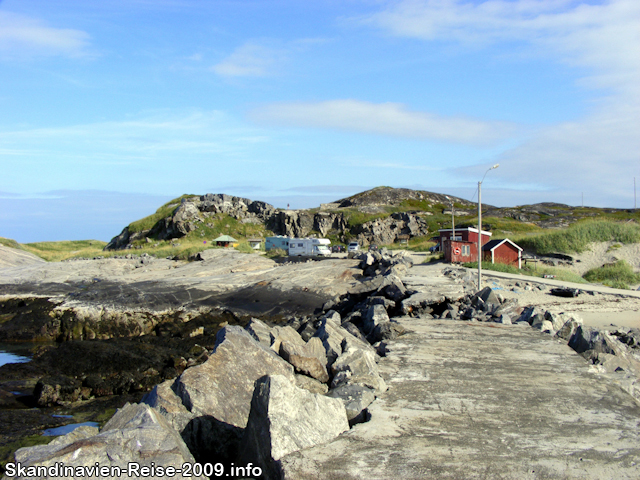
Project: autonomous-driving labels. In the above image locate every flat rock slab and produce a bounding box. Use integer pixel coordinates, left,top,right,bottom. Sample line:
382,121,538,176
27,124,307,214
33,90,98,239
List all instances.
0,251,361,317
401,263,471,301
281,318,640,479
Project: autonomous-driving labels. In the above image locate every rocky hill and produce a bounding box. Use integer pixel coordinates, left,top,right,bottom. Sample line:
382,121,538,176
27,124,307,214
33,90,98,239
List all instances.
104,187,639,251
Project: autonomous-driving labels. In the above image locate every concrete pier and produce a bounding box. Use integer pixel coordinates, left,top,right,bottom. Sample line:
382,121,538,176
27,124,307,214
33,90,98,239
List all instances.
281,318,640,479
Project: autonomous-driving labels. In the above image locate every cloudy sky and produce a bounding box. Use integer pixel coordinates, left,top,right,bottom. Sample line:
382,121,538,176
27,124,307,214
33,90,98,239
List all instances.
1,0,638,242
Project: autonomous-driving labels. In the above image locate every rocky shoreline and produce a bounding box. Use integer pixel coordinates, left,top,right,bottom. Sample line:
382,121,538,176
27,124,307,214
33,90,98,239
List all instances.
1,249,639,478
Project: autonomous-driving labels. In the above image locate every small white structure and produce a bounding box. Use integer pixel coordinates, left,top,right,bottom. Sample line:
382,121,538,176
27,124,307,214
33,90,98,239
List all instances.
288,238,331,257
248,238,262,250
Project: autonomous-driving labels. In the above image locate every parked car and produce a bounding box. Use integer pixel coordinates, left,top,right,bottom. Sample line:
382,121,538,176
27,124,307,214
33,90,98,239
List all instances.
368,244,378,252
429,244,440,253
331,245,345,253
347,242,360,253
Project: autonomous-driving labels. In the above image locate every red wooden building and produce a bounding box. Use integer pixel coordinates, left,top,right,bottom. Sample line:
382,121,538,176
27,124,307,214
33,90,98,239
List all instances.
438,227,492,264
482,239,523,269
437,227,522,268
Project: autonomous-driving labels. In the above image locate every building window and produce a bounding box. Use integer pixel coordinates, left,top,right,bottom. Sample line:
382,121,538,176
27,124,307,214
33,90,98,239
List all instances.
462,245,470,256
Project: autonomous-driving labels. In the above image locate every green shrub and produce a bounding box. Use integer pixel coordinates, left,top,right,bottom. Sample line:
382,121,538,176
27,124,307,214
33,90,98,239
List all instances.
265,248,287,258
583,260,640,289
234,242,255,254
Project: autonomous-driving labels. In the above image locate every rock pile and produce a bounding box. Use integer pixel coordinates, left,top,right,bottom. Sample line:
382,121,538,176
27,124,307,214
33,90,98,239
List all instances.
8,251,411,478
11,247,638,479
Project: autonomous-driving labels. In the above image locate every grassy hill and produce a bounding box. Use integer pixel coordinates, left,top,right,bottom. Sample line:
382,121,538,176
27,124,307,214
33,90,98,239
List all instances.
3,187,639,265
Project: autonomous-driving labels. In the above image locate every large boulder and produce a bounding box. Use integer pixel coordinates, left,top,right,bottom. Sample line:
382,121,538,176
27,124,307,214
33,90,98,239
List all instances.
240,375,349,480
160,326,295,461
363,304,390,334
313,319,376,368
7,403,203,480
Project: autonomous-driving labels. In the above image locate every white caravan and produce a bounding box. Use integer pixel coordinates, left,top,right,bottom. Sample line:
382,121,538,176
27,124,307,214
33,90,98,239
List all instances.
288,238,332,257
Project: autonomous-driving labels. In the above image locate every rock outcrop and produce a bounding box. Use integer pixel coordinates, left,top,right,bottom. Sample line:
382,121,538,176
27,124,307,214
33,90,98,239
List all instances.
104,187,476,250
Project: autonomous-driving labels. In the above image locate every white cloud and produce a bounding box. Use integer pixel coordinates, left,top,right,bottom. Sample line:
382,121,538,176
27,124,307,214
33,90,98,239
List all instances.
249,99,517,145
364,0,640,96
362,0,640,207
0,11,91,58
211,42,285,77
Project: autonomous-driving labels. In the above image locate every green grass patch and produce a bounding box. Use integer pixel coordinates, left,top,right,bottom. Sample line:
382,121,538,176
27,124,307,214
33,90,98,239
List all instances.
462,261,587,283
21,240,108,262
480,216,543,237
384,237,437,252
0,237,22,250
343,209,393,228
516,220,640,255
583,260,640,289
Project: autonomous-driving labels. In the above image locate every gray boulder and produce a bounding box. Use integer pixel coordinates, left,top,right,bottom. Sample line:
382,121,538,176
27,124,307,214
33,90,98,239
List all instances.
8,403,202,480
473,286,500,307
272,325,306,359
288,354,329,383
401,291,445,316
370,321,405,343
294,374,328,394
555,315,583,340
327,384,375,426
240,375,349,480
341,321,368,343
170,325,295,460
142,379,193,433
245,318,273,348
313,319,376,368
364,304,390,334
330,344,387,393
568,325,616,356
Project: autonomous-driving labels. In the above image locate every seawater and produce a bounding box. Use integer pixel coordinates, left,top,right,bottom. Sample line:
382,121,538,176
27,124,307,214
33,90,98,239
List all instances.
43,422,100,436
0,350,30,368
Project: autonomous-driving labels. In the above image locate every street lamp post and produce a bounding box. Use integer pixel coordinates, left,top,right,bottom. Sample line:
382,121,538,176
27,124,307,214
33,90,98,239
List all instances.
478,164,499,290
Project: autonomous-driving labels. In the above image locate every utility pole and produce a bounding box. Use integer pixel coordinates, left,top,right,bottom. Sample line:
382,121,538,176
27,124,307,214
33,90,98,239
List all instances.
451,200,455,244
478,164,499,290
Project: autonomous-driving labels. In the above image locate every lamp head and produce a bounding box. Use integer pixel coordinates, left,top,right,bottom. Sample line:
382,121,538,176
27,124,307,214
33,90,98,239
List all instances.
492,163,500,170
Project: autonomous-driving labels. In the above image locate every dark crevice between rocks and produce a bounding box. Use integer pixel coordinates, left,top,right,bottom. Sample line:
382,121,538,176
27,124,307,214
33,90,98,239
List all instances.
181,416,243,466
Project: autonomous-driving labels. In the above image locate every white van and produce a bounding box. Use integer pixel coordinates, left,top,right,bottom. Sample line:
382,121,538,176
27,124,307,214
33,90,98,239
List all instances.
288,238,332,257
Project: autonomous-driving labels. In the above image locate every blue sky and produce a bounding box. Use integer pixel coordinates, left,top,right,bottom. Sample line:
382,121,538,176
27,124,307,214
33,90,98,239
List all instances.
1,0,639,242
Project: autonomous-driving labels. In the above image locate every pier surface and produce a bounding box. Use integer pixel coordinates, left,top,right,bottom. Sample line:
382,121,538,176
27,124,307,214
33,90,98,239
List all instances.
281,317,640,479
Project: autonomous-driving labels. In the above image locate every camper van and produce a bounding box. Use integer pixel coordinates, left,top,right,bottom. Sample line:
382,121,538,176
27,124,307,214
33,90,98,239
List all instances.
265,236,291,251
288,238,332,257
